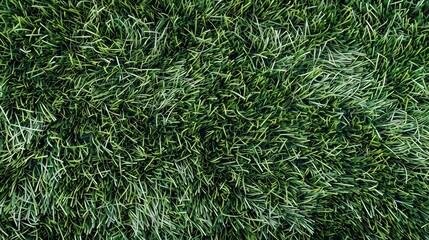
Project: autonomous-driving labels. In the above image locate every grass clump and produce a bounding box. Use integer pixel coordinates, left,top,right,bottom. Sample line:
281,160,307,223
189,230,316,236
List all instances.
1,0,429,239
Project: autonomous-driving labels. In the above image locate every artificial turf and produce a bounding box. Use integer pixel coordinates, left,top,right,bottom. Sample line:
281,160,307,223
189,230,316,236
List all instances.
0,0,429,239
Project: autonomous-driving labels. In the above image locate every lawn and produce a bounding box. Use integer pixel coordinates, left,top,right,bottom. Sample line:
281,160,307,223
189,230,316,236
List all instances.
0,0,428,239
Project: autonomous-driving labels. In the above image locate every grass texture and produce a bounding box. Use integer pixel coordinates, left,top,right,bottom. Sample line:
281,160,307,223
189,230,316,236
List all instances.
1,0,429,239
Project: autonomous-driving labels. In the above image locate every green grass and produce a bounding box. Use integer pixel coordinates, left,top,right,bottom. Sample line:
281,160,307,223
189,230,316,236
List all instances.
0,0,429,239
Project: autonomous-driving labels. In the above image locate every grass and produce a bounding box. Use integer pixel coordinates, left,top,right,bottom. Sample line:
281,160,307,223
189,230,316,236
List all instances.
0,0,428,239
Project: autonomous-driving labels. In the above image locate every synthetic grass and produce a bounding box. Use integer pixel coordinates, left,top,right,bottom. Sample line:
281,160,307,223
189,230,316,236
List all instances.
0,0,429,239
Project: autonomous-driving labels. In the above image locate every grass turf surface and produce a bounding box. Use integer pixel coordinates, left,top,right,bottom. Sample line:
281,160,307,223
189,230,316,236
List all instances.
1,0,429,239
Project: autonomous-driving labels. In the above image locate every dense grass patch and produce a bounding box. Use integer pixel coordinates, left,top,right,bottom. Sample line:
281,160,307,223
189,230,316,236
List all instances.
1,0,429,239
